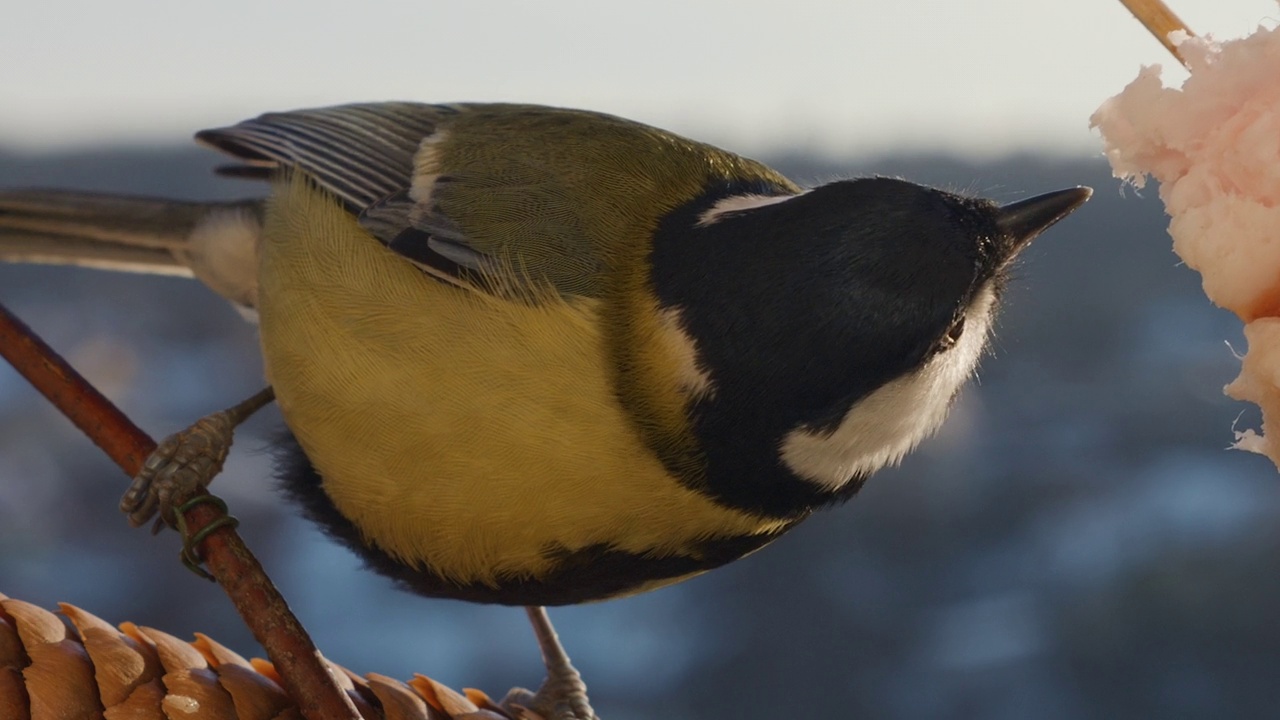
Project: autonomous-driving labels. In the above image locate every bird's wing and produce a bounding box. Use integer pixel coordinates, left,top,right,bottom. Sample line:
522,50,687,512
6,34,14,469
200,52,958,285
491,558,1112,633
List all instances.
198,103,799,299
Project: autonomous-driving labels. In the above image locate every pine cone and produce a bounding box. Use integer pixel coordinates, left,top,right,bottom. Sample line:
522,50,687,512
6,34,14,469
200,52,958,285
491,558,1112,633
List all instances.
0,592,518,720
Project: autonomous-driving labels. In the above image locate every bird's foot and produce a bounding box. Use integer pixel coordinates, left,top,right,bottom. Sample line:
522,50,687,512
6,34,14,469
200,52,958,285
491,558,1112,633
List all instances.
500,607,599,720
501,680,597,720
120,414,232,530
119,386,274,529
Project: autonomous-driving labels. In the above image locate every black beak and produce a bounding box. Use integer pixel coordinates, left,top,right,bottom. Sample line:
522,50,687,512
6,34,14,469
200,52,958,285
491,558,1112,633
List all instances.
996,187,1092,251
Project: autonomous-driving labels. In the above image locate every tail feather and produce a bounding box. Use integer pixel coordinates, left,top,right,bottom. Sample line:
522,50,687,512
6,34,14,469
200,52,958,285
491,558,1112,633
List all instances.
0,189,264,308
0,229,191,276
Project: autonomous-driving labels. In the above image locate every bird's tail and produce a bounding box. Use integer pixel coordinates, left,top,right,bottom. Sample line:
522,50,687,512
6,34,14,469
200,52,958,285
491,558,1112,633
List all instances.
0,189,264,308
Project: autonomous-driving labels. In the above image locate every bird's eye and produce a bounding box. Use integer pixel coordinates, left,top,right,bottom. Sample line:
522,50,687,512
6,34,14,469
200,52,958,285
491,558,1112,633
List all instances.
933,317,966,353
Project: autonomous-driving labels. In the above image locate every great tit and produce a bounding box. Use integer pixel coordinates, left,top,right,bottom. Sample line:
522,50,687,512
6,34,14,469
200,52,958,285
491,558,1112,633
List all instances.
0,102,1090,718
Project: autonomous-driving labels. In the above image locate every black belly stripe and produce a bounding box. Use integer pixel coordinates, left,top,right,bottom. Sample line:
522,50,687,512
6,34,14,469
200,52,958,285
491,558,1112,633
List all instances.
274,432,801,606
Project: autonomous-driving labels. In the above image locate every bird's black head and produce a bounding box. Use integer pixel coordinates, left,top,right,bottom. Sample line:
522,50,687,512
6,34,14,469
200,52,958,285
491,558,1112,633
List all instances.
650,177,1089,518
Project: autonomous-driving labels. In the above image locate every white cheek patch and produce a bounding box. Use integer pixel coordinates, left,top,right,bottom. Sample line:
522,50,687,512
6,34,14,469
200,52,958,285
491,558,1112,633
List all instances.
779,284,997,492
696,192,800,227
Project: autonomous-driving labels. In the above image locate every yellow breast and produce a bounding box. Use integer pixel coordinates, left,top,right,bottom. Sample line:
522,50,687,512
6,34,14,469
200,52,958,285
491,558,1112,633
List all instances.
255,177,787,589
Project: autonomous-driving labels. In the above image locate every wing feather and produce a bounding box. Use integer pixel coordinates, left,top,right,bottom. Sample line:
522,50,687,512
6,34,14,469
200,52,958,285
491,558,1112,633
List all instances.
196,102,441,210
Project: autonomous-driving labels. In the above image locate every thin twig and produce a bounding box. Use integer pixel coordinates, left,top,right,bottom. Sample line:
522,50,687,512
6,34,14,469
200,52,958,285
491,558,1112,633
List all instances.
0,301,359,720
1118,0,1195,67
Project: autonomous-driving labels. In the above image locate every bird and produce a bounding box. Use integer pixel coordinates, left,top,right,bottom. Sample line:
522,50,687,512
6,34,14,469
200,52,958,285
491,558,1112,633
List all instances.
0,102,1090,719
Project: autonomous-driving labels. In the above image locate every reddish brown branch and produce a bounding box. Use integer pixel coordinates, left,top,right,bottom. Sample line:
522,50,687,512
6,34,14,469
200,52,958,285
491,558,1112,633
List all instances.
0,301,359,720
0,301,154,473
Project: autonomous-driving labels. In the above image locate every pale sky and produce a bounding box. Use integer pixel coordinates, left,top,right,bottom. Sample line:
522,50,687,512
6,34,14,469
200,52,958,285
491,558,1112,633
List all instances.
1,0,1276,158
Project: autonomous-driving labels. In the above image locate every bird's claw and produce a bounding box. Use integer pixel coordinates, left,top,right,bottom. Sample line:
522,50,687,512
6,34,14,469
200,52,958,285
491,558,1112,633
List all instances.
500,674,598,720
120,411,237,529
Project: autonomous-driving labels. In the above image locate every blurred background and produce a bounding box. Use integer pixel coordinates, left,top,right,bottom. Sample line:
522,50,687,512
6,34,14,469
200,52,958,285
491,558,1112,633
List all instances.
3,1,1280,718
